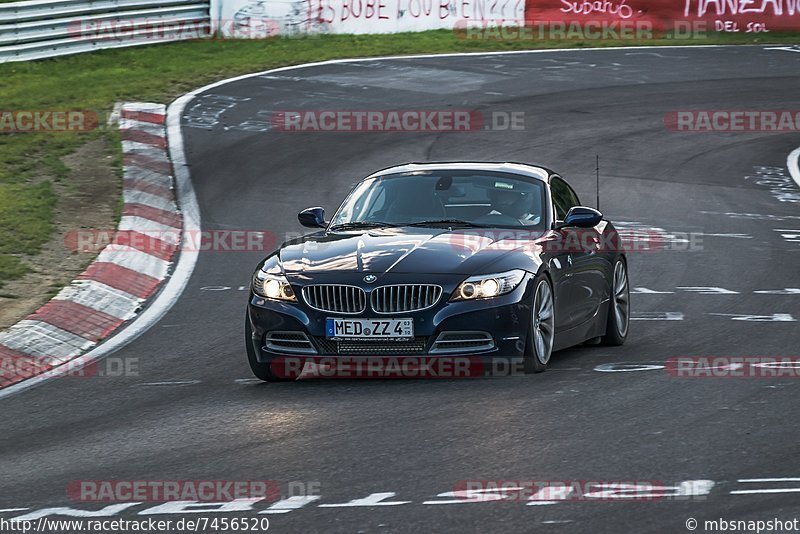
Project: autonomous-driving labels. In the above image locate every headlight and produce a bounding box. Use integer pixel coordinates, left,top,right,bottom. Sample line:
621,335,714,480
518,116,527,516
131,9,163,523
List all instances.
451,269,526,301
253,271,297,302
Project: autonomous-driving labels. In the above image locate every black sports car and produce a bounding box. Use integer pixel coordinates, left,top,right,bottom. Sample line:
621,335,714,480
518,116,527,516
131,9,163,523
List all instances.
246,162,629,381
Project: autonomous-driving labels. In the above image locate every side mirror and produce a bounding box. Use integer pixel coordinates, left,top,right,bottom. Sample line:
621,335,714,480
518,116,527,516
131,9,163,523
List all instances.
558,206,603,229
298,207,326,228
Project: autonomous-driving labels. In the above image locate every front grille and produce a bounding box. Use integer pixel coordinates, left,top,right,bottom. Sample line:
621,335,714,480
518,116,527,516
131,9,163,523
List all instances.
264,331,317,354
313,337,428,355
370,284,443,314
302,285,367,314
430,331,495,354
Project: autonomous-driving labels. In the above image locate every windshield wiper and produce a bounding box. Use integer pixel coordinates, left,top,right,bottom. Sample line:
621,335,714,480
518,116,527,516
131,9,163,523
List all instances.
400,219,490,228
329,221,398,231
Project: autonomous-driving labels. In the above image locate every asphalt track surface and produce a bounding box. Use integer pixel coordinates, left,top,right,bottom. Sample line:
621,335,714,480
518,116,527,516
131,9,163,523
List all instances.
2,46,800,533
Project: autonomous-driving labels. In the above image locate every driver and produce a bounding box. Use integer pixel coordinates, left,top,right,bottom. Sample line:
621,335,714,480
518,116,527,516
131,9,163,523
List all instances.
487,188,540,224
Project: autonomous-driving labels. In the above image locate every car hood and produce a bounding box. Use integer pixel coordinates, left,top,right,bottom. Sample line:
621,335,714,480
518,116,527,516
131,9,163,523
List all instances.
278,228,547,276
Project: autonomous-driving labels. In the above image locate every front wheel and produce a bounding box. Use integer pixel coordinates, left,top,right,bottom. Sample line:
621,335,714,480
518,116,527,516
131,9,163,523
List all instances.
245,313,296,382
602,259,630,346
524,275,555,374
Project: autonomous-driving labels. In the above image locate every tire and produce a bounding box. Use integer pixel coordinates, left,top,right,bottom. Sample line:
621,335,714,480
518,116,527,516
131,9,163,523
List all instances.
245,313,296,382
524,275,556,374
602,258,630,346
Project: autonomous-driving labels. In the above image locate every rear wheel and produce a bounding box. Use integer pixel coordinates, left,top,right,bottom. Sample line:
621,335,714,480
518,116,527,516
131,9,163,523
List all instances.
524,276,555,374
602,259,630,346
245,313,296,382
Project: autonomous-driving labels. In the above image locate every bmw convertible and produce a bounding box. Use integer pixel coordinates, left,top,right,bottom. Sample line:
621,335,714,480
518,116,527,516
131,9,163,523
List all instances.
246,162,629,381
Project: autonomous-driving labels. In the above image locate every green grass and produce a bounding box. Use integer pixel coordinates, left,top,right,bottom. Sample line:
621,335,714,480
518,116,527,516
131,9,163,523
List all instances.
0,181,55,283
0,254,30,282
0,30,798,287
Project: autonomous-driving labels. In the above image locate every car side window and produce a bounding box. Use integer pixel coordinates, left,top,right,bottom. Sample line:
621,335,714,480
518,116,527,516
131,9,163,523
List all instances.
551,177,581,221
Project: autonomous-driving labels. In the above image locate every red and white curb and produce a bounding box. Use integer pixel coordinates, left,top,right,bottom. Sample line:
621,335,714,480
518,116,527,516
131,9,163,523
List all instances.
0,103,180,389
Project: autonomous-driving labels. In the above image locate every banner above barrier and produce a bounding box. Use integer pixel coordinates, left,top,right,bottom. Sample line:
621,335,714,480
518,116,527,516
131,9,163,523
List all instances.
210,0,800,37
525,0,800,34
211,0,524,36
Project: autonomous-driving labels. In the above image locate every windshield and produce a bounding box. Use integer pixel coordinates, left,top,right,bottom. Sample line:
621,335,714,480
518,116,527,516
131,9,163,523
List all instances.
331,171,547,229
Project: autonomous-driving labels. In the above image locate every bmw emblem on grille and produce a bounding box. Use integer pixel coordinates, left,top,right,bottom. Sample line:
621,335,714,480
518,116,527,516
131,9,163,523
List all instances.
364,274,377,283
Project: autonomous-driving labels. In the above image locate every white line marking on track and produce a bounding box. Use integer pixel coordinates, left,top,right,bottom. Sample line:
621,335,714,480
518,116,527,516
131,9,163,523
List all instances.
234,378,264,384
765,45,800,53
709,313,796,322
677,286,739,294
774,229,800,244
594,363,665,372
736,477,800,483
138,500,264,515
731,488,800,495
318,493,411,507
260,496,320,514
702,233,752,239
13,503,140,521
631,312,684,321
632,287,675,294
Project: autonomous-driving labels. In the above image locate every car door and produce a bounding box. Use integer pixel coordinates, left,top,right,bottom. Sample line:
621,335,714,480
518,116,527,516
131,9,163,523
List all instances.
550,177,605,328
548,177,581,330
542,229,576,331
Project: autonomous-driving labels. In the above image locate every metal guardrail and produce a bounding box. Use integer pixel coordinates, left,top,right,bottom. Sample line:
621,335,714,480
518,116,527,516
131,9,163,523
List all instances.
0,0,210,62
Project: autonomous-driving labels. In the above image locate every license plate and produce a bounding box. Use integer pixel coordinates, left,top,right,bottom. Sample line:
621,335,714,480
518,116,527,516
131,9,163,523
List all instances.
326,318,414,339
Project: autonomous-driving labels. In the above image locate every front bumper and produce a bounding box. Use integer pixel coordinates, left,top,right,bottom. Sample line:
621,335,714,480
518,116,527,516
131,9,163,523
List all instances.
246,275,535,374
